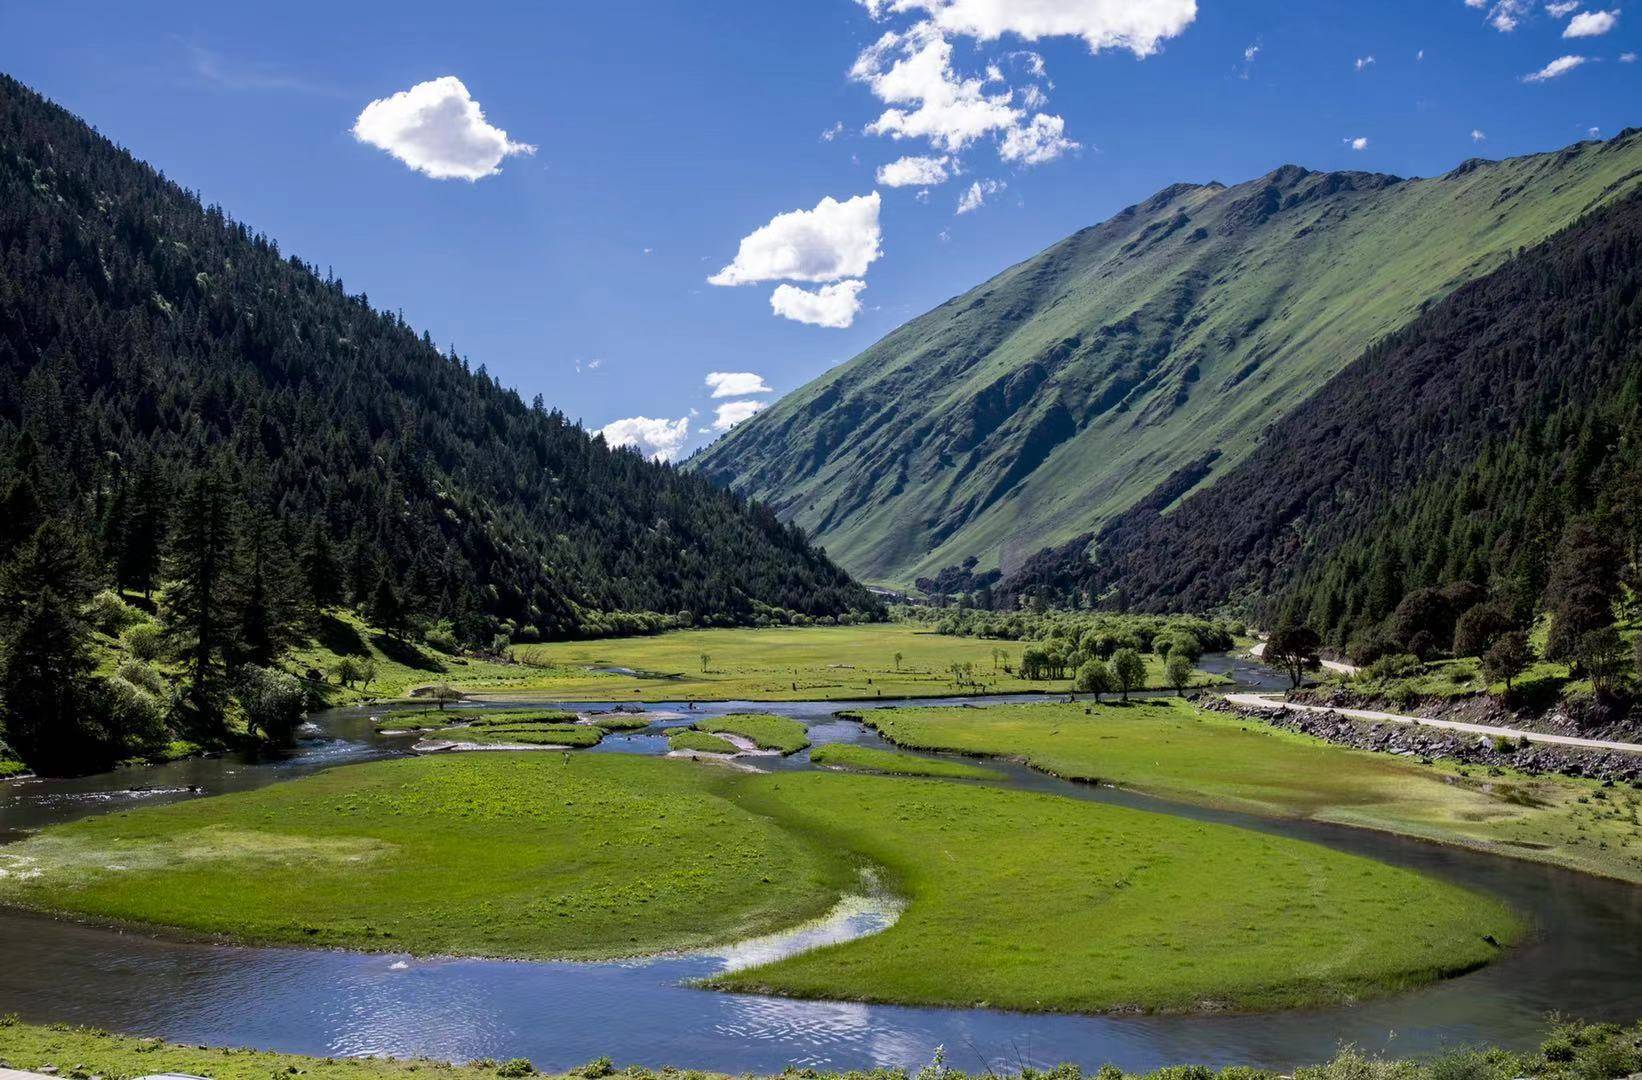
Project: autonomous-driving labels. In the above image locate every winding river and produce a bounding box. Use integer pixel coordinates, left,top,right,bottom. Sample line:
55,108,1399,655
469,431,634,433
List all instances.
3,653,1640,1075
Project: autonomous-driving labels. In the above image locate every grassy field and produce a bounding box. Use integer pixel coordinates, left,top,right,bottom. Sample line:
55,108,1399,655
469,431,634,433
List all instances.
373,708,581,733
0,748,1517,1013
862,700,1642,883
5,1016,1639,1080
668,729,742,755
507,624,1206,702
0,754,851,959
710,771,1518,1013
426,723,605,748
698,714,810,753
808,744,1002,780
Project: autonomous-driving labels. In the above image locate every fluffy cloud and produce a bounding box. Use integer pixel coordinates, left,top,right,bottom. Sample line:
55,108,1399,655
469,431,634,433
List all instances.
1469,0,1532,30
352,76,534,181
704,371,773,398
1354,55,1376,71
862,0,1198,57
1472,128,1488,141
1546,0,1580,13
1243,43,1261,62
1522,54,1589,80
1622,51,1638,61
709,193,882,286
852,27,1022,152
1346,136,1370,151
770,280,868,328
999,113,1078,164
956,178,1005,214
877,154,955,186
711,400,768,432
598,416,691,462
1563,9,1618,36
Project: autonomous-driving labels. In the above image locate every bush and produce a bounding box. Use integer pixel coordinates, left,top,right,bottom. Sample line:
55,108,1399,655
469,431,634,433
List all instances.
89,589,146,635
234,665,309,743
1367,653,1423,681
496,1060,535,1078
1346,627,1401,668
120,621,164,661
101,675,168,753
424,619,460,654
115,659,167,695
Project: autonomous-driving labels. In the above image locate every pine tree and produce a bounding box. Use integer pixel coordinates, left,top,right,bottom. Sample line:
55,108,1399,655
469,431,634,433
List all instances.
161,468,239,725
0,520,108,774
233,501,301,667
298,521,345,616
114,452,167,598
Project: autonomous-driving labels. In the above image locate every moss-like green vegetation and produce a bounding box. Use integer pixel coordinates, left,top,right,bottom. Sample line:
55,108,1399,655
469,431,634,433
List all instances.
668,729,742,755
375,709,581,733
0,756,28,779
699,714,810,754
710,771,1518,1012
0,755,851,959
808,744,1002,780
508,624,1207,701
7,1017,1642,1080
589,713,653,731
428,724,604,748
865,700,1642,883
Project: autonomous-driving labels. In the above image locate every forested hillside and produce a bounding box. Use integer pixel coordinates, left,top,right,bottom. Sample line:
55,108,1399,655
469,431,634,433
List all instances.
997,188,1642,663
692,130,1642,588
0,75,875,773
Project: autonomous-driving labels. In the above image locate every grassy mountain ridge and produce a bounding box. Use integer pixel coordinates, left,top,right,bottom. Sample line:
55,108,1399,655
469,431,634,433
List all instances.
692,131,1642,587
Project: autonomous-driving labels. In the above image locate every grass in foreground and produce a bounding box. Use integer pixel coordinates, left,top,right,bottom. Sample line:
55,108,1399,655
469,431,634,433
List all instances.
711,771,1518,1012
808,744,1002,780
0,752,1516,1013
698,714,810,754
0,754,850,959
668,729,742,755
6,1018,1641,1080
506,624,1209,702
863,700,1642,883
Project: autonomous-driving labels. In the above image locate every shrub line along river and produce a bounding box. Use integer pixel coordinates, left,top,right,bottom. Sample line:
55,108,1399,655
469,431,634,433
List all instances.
2,653,1639,1075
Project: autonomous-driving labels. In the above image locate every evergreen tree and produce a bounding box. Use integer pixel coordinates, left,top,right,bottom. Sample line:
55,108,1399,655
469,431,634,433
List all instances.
113,452,167,598
161,468,239,725
233,501,301,667
370,571,407,639
298,521,345,616
0,520,108,773
1544,521,1623,664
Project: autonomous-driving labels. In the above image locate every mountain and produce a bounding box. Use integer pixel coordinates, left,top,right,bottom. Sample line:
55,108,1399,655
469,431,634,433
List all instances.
0,73,877,642
691,131,1642,588
994,186,1642,649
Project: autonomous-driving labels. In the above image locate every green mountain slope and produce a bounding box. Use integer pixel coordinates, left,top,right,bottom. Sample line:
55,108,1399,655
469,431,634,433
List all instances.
691,131,1642,587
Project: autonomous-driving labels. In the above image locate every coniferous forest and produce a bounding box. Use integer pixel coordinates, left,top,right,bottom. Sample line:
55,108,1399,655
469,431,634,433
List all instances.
0,75,877,773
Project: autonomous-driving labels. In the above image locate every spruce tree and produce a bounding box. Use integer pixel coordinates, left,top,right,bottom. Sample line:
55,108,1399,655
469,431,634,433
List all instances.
161,468,239,725
298,521,345,617
233,502,302,667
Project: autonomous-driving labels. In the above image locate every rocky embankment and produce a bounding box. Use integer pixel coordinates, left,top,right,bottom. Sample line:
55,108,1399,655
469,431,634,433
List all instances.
1209,698,1642,784
1292,686,1642,744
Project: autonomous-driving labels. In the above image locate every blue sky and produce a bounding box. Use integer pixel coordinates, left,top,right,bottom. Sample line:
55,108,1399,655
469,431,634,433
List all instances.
2,0,1636,459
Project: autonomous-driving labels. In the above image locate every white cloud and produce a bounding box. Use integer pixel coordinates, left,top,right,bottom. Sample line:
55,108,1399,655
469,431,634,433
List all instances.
1346,136,1370,151
1355,55,1376,71
1417,48,1426,60
1472,128,1488,141
598,416,691,462
1564,9,1618,36
1588,125,1602,136
862,0,1198,57
704,371,773,398
1622,51,1638,61
709,193,883,286
821,121,847,141
352,76,534,181
1470,0,1532,29
852,27,1023,152
711,400,768,432
956,178,1005,214
1546,0,1580,13
877,154,955,186
1522,54,1589,80
999,113,1078,164
1244,43,1260,62
770,280,868,328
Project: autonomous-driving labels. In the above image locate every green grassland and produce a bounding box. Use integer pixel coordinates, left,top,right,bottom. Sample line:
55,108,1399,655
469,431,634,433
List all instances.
862,700,1642,883
508,624,1199,701
0,755,851,959
0,750,1518,1012
698,714,810,753
667,729,743,755
426,723,605,748
374,709,582,733
807,744,1003,780
710,771,1518,1012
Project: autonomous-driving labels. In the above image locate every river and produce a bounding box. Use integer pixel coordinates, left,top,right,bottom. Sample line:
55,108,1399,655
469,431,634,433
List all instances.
2,652,1639,1075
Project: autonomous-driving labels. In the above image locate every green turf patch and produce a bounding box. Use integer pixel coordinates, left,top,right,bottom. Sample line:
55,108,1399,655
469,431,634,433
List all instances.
808,744,1001,780
699,713,810,754
429,723,604,748
0,757,30,779
668,729,741,755
589,713,653,731
0,754,850,959
375,708,580,733
707,771,1521,1013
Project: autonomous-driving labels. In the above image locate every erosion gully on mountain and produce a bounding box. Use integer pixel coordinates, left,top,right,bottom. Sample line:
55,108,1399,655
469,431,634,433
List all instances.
2,653,1640,1076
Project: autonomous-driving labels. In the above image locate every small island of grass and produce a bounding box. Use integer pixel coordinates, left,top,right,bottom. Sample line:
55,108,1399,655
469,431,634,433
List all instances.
808,743,1002,780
